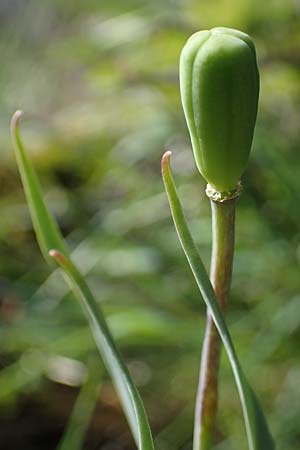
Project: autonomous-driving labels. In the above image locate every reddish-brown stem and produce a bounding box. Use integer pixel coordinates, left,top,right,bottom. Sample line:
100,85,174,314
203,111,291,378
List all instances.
193,198,236,450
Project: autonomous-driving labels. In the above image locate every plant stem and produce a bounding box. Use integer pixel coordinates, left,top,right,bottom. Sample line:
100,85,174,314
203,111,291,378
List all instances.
193,197,236,450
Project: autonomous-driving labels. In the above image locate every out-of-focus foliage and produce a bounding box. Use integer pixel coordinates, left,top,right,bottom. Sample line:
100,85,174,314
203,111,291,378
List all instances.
0,1,300,449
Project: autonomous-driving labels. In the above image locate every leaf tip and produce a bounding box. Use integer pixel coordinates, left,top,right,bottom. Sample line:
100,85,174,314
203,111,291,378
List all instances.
161,150,172,176
11,110,24,134
49,249,66,265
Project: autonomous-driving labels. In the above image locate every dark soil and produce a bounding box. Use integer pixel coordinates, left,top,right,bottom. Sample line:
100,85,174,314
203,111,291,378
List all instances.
0,383,135,450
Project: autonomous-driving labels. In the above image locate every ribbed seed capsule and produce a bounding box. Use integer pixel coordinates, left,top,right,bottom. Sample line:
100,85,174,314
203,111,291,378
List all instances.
180,27,260,193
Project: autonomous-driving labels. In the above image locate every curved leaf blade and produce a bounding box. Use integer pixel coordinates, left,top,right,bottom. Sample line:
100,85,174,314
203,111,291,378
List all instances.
11,111,67,263
161,151,274,450
49,249,155,450
10,111,155,450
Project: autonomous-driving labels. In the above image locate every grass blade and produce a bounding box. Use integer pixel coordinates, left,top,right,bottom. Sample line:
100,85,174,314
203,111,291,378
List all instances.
11,111,67,263
57,363,102,450
49,249,154,450
161,151,274,450
10,111,155,450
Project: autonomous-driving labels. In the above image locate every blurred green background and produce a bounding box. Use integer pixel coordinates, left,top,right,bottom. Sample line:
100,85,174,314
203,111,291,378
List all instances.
1,0,300,449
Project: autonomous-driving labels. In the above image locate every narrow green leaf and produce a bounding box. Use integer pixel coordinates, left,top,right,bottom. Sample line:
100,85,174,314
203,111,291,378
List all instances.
49,249,154,450
57,363,102,450
10,111,155,450
10,111,67,263
161,151,274,450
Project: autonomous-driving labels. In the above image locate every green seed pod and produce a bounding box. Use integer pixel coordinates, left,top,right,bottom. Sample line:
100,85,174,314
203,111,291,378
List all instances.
180,27,259,193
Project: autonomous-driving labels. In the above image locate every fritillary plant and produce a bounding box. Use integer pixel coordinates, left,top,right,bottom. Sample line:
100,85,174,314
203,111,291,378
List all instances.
10,27,275,450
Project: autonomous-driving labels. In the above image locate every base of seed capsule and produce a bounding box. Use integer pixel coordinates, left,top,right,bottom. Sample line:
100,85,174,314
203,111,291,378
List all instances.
205,181,242,202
